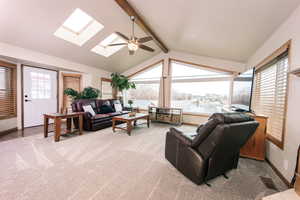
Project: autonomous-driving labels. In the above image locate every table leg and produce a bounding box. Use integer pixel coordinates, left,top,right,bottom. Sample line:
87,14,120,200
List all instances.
66,118,72,134
134,120,137,126
44,116,49,138
127,121,132,136
147,116,150,128
54,118,61,142
112,119,116,132
79,115,83,135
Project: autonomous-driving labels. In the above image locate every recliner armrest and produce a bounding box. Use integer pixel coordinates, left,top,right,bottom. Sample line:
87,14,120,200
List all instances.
169,127,193,146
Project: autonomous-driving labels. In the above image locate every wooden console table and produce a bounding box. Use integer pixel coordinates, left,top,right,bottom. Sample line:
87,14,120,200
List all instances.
148,106,182,125
44,112,84,142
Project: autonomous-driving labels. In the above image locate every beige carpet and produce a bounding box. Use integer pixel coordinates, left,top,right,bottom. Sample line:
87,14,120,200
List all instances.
0,123,287,200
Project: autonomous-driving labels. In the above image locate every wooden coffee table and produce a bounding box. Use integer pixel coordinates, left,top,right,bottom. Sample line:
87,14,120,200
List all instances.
44,112,84,142
112,113,150,136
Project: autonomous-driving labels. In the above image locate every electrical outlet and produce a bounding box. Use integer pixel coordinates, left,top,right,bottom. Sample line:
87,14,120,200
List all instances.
284,160,289,170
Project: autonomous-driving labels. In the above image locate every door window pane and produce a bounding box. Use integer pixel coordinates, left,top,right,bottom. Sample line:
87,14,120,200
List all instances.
31,72,51,99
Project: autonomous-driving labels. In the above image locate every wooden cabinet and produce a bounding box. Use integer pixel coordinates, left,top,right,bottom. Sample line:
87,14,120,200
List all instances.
240,115,268,161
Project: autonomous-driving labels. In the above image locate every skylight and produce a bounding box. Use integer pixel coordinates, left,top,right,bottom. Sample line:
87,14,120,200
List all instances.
91,33,126,57
54,8,104,46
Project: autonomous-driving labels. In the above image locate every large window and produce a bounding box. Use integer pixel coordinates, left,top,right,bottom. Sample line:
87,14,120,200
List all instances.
124,62,163,109
101,78,113,99
170,60,232,114
252,51,289,148
0,62,16,119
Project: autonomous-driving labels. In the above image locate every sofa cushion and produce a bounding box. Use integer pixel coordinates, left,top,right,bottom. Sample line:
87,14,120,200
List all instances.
106,112,123,117
82,105,96,116
72,99,97,112
92,114,110,119
210,113,254,124
99,104,114,114
91,114,111,123
114,103,123,112
191,119,220,147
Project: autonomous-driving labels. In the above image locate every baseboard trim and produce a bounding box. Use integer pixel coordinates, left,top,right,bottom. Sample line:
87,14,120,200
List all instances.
0,127,18,137
182,122,198,126
266,158,290,187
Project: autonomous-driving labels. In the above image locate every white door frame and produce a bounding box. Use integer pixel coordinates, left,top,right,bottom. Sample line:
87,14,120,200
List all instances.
21,65,59,130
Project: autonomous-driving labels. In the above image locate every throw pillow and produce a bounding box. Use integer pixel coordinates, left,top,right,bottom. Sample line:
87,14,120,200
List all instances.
114,103,123,112
191,119,220,147
99,105,114,114
82,105,96,116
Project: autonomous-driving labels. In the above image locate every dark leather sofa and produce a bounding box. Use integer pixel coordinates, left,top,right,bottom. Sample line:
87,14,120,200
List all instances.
71,99,129,131
165,113,259,185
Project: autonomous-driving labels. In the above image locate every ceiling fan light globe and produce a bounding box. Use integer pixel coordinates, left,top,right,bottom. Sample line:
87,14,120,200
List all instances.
128,42,139,51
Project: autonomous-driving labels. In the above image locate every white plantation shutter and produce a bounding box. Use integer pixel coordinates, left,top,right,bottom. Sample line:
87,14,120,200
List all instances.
0,64,17,119
252,52,289,148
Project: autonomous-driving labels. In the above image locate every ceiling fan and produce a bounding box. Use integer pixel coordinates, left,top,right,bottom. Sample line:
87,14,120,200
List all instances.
107,16,154,55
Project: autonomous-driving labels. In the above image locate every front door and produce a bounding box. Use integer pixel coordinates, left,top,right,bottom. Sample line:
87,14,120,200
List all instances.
23,66,57,128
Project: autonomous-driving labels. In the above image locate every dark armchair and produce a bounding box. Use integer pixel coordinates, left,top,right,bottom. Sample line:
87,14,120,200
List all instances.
165,113,259,185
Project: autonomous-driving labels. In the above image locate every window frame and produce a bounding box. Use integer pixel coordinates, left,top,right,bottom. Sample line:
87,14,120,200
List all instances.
252,41,291,149
101,78,113,99
125,60,164,110
0,60,17,120
169,59,234,116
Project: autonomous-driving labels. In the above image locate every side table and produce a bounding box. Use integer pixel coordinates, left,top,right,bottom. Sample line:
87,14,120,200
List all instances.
44,112,84,142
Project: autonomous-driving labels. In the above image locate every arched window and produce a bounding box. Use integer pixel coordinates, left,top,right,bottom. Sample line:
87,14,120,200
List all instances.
170,60,232,114
124,62,163,109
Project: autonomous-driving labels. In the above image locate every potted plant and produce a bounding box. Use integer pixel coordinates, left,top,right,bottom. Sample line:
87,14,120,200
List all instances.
128,99,133,108
110,72,136,100
64,87,100,100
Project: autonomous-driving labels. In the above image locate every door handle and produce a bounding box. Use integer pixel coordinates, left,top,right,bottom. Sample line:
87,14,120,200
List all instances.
25,99,32,102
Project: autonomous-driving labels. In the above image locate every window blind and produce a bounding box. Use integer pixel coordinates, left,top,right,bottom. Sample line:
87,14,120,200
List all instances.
0,65,16,119
252,52,289,148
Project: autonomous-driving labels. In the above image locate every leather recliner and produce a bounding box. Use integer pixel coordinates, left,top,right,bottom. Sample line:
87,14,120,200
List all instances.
71,99,130,131
165,113,259,185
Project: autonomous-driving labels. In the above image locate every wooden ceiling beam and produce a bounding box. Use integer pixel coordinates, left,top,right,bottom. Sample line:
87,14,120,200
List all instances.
114,0,169,53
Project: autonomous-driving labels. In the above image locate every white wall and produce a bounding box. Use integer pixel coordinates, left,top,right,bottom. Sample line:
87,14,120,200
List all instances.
0,42,111,131
123,50,246,125
247,4,300,181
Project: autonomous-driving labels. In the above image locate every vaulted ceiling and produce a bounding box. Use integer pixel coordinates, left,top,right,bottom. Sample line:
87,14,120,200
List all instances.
0,0,299,72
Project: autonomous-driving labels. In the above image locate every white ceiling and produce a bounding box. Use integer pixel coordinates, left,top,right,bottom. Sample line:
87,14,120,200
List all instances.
129,0,300,63
0,0,299,72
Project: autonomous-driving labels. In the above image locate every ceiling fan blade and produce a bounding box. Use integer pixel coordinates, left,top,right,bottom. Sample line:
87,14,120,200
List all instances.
129,50,135,55
107,43,128,47
139,44,155,52
138,36,153,43
115,32,129,41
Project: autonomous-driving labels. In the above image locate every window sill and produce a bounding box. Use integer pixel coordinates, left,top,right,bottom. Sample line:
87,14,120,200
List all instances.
182,112,210,117
0,115,17,120
266,134,284,150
